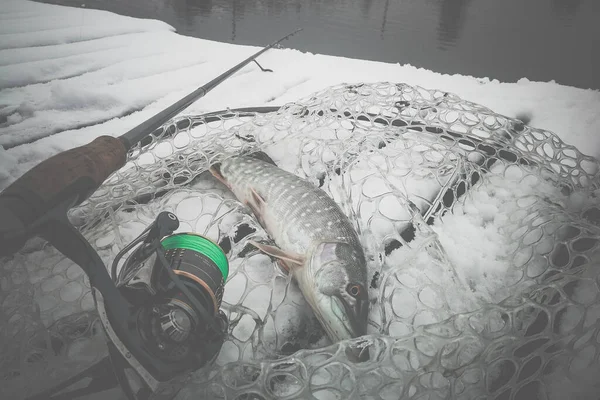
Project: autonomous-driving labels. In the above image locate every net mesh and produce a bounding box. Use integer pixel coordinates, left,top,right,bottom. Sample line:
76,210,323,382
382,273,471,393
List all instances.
1,82,600,400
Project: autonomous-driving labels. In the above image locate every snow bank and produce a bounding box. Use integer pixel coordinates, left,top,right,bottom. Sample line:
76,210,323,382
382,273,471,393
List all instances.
0,145,17,181
1,0,599,192
0,0,174,50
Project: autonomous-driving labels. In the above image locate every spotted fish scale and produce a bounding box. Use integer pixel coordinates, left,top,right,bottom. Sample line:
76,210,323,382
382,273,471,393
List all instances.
219,156,362,255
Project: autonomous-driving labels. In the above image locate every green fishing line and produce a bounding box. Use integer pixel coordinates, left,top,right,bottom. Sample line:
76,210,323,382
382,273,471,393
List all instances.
161,233,229,280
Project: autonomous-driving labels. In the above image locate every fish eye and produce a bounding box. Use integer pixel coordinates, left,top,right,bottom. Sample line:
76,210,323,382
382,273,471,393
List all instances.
347,283,362,298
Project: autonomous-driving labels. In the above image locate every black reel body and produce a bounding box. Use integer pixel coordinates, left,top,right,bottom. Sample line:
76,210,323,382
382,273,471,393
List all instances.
121,234,228,364
102,212,229,399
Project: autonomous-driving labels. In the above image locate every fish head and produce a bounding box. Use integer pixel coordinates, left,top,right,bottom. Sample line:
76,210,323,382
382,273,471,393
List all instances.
307,241,369,343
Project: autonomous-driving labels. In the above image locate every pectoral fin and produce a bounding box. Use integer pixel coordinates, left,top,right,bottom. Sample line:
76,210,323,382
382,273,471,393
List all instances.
246,188,266,216
248,240,305,272
209,164,231,189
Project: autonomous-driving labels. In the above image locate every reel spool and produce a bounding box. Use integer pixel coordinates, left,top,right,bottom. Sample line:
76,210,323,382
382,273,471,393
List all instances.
160,233,228,315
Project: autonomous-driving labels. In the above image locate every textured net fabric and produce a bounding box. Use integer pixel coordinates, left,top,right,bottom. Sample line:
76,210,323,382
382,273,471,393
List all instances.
1,82,599,400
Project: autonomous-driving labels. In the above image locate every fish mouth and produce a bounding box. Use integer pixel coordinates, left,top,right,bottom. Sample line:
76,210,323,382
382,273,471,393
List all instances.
312,293,369,343
341,292,369,338
311,294,370,363
338,294,370,363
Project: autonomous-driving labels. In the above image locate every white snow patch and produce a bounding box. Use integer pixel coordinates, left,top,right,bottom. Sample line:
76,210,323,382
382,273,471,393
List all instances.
0,1,599,187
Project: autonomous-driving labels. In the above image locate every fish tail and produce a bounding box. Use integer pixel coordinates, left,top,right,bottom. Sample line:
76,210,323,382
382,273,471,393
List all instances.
247,151,277,166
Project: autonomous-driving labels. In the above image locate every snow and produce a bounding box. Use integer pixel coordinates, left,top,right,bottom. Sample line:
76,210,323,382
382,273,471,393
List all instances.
0,145,17,181
1,0,599,398
1,0,600,188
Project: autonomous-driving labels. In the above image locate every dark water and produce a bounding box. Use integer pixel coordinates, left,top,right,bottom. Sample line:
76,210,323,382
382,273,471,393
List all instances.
41,0,599,90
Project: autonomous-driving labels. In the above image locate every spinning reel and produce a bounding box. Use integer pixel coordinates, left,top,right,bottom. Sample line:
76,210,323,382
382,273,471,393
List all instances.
98,211,229,400
21,209,229,400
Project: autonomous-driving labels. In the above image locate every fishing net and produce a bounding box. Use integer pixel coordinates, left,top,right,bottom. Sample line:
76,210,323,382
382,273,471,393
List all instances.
1,82,600,400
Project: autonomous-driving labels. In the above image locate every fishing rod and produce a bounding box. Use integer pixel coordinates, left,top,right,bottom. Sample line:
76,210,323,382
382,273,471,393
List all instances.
0,27,302,257
0,29,302,400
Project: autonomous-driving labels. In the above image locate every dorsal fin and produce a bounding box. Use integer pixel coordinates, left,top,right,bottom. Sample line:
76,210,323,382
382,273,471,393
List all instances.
248,151,277,166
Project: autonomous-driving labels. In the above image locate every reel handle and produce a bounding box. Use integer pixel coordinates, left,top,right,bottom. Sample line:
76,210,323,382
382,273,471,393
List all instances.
0,136,127,256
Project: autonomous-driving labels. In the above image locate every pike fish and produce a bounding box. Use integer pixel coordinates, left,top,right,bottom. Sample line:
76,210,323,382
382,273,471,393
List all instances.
210,154,369,349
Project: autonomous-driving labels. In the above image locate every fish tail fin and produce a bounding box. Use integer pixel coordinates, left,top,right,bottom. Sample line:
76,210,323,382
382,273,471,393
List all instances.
209,162,222,177
247,150,277,166
209,163,231,189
